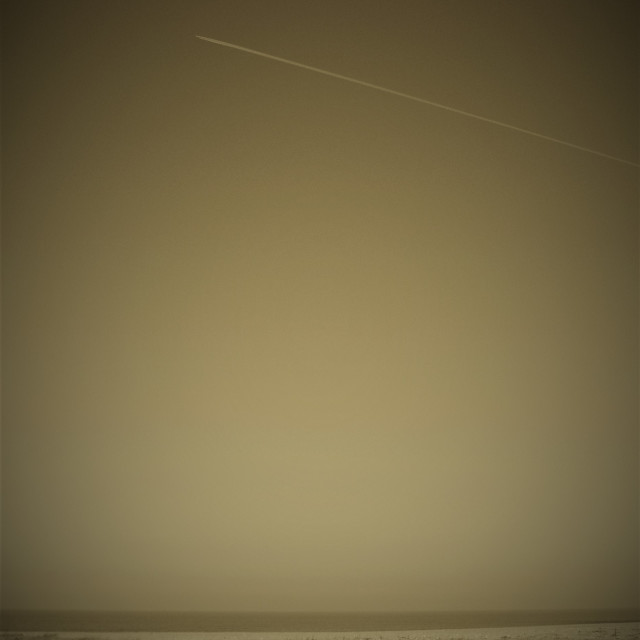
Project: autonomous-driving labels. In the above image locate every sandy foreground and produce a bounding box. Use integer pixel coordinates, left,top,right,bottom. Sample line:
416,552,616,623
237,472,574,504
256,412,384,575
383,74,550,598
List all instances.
1,625,639,640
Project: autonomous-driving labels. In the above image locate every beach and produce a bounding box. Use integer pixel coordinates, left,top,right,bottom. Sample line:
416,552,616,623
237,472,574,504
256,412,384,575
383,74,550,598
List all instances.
1,625,639,640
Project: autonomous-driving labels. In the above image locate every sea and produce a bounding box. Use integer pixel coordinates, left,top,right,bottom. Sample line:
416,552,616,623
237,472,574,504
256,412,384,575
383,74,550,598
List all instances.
1,610,638,633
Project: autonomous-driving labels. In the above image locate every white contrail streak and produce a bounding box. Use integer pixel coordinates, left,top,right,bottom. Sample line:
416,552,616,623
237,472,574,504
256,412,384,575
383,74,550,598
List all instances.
196,35,638,168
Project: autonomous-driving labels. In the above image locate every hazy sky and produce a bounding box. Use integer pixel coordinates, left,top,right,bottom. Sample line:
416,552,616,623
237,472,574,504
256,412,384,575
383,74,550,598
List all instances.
2,0,638,613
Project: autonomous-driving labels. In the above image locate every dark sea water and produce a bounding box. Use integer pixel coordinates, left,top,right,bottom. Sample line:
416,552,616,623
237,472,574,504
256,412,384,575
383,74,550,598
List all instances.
1,610,638,633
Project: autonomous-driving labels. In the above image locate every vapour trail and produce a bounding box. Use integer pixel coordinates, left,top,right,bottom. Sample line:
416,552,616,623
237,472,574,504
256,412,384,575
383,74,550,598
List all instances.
196,35,638,168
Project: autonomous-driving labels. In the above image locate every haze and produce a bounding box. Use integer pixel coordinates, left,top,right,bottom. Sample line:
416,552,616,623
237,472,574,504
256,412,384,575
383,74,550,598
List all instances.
2,0,638,614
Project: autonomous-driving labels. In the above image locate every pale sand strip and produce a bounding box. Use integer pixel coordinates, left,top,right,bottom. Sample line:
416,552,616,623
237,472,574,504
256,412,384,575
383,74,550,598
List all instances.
1,624,639,640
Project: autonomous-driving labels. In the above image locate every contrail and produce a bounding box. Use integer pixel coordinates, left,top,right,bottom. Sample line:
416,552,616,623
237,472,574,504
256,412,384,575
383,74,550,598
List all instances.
196,35,638,168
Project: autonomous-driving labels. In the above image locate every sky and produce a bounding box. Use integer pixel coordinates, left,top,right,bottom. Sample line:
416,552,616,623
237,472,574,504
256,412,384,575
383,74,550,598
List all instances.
1,0,639,614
